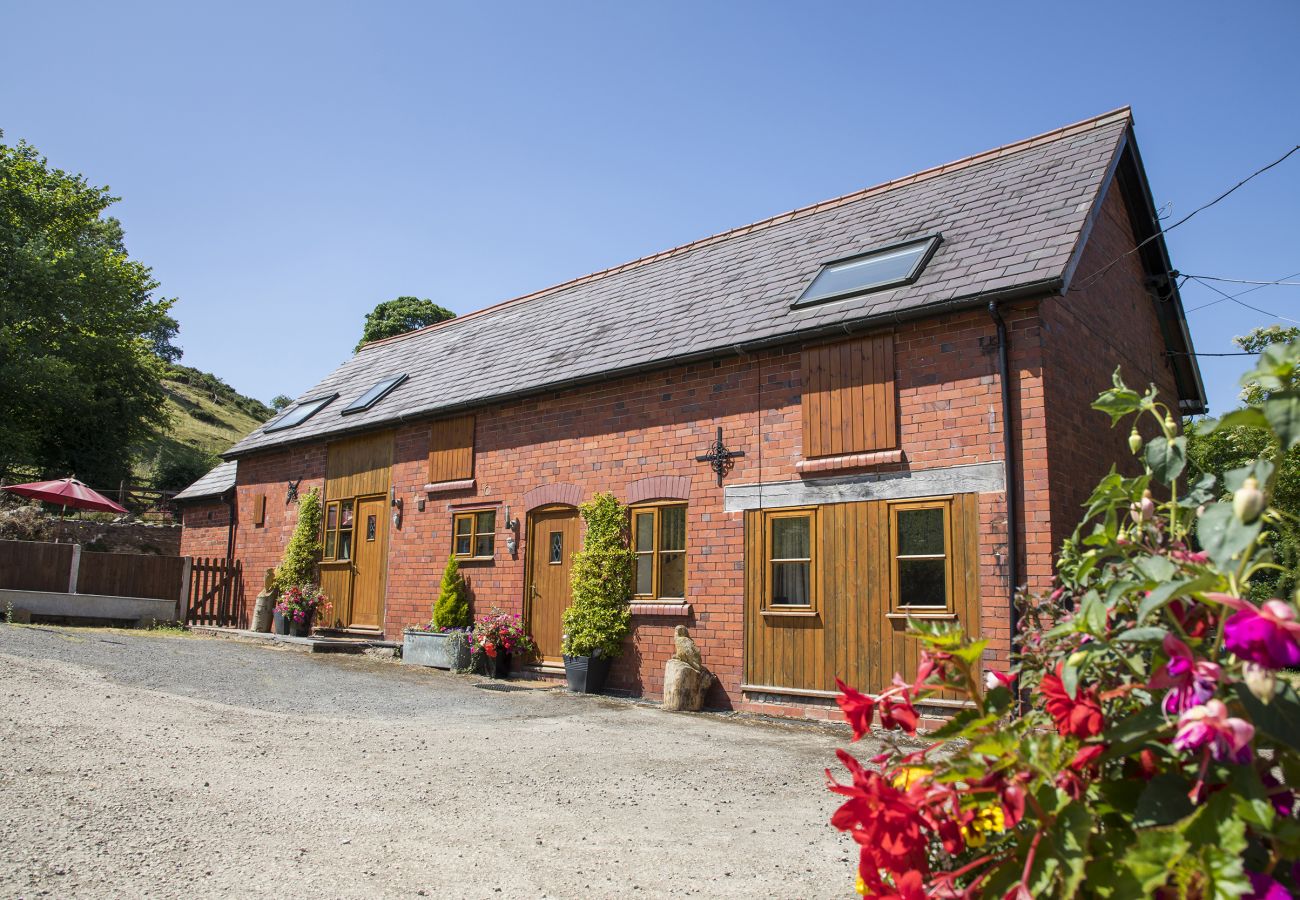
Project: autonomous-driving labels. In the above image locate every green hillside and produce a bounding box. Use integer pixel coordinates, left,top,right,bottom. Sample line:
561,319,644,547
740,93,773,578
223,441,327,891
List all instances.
135,365,275,491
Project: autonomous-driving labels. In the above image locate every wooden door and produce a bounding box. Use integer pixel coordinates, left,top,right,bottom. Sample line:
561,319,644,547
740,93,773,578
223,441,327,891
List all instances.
526,506,580,663
349,495,388,629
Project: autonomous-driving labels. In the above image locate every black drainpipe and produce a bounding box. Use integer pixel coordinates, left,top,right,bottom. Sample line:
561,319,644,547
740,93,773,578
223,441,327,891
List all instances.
224,489,237,561
987,301,1020,672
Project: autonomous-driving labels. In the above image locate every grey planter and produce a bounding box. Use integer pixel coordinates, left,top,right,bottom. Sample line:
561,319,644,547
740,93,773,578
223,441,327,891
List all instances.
403,630,471,670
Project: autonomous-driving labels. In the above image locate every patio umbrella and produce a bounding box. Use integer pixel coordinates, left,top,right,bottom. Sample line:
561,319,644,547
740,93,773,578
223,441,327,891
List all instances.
2,475,129,516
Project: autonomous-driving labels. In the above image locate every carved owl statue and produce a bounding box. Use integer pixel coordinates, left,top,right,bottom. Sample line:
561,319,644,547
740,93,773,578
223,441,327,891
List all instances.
672,624,703,671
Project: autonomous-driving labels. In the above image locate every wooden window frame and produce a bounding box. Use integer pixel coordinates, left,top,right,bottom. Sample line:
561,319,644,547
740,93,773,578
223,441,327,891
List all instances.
888,497,954,615
452,509,496,561
321,498,356,562
760,507,818,616
631,501,688,604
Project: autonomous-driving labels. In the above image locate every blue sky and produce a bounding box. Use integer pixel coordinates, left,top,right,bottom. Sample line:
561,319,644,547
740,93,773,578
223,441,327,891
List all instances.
3,1,1297,416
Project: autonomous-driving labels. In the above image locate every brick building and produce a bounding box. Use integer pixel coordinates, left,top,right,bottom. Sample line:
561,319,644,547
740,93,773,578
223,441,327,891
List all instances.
180,108,1204,717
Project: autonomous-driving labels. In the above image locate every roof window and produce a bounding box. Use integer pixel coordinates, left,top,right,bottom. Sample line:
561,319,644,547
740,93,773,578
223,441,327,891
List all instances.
342,374,408,415
793,235,942,308
264,394,337,432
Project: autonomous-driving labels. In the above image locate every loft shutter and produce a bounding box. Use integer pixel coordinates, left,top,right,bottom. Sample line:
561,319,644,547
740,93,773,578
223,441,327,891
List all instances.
801,333,897,458
428,415,475,483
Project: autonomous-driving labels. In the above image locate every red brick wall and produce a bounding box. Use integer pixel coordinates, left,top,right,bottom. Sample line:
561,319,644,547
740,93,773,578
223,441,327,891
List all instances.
1040,184,1181,553
231,446,327,599
179,502,232,559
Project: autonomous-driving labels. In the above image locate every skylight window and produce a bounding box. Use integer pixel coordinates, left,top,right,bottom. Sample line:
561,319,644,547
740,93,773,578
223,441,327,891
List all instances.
793,235,942,308
342,374,408,415
264,394,338,432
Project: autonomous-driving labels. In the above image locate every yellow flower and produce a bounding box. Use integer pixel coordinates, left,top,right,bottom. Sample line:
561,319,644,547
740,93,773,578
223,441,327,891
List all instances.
960,802,1006,848
855,873,867,895
891,766,931,790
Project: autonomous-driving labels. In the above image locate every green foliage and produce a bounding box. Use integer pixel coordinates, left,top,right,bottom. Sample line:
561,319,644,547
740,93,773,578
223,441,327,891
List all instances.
273,488,322,591
829,344,1300,898
1188,325,1300,600
356,296,455,350
0,135,175,486
270,394,293,411
561,492,634,658
150,443,218,494
161,364,274,422
432,555,472,629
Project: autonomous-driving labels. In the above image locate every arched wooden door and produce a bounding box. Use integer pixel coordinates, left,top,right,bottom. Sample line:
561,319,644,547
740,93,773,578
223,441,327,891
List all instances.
525,506,580,664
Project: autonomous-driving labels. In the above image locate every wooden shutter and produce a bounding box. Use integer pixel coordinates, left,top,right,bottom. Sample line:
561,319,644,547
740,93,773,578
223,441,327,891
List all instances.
252,494,267,526
428,415,475,483
801,333,896,458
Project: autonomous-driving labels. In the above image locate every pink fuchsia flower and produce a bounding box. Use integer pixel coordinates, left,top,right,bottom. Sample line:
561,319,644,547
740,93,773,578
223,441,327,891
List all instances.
1246,872,1292,900
1149,634,1221,714
984,669,1013,691
1217,595,1300,670
1172,699,1254,764
835,678,876,742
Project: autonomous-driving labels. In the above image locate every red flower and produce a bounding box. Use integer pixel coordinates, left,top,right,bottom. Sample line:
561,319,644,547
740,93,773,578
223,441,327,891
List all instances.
835,678,876,742
1068,743,1106,772
880,694,920,734
1040,666,1104,739
828,750,931,894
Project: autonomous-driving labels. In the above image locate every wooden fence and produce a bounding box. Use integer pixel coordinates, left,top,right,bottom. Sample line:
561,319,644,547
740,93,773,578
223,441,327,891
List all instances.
185,557,245,628
0,540,246,628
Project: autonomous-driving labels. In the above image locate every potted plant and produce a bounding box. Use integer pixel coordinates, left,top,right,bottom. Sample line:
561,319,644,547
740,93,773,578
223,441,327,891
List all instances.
273,488,323,593
275,584,330,638
468,608,535,679
403,556,473,670
561,492,634,693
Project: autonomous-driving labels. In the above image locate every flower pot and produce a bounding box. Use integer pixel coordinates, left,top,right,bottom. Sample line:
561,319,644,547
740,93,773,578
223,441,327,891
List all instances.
564,654,612,694
289,613,313,638
484,652,511,679
403,630,471,670
273,609,289,635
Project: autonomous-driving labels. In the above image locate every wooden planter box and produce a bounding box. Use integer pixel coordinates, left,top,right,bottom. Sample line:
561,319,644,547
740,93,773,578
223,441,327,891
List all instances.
403,630,470,670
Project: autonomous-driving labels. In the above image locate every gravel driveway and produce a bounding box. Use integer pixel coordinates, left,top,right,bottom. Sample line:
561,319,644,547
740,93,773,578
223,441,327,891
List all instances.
0,625,866,899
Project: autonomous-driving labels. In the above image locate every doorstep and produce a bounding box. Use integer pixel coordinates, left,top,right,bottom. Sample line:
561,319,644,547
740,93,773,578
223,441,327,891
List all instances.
189,626,399,654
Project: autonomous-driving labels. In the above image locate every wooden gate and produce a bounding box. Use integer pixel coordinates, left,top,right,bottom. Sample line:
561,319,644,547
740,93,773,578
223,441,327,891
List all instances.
186,557,245,627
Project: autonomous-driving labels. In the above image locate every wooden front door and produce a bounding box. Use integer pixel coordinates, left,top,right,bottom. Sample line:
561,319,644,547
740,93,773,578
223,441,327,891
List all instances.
526,506,580,663
348,495,388,629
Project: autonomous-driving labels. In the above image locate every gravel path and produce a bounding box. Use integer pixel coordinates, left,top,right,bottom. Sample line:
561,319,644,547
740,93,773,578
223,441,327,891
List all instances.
0,625,867,899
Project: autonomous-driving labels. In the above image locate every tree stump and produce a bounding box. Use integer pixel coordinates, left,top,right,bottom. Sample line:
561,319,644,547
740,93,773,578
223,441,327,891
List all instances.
663,658,713,711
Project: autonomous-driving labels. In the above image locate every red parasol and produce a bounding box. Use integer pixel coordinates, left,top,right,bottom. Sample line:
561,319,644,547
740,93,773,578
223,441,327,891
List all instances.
2,475,129,515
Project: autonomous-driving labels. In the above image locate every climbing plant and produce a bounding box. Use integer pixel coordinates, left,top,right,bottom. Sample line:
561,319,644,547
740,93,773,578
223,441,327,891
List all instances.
273,487,322,591
562,492,634,658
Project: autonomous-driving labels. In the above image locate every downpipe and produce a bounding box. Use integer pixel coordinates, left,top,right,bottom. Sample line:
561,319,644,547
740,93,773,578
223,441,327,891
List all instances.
987,301,1021,697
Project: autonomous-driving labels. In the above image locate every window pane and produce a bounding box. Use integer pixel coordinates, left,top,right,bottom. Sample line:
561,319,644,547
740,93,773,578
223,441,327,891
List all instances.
341,501,354,527
771,561,811,606
899,559,946,607
455,535,472,556
338,531,352,561
265,395,335,432
634,512,654,552
898,508,945,556
475,510,496,535
796,239,933,306
326,504,338,530
455,516,472,536
324,531,336,559
771,516,810,559
366,515,377,542
659,552,685,599
342,374,406,414
635,554,653,594
474,534,494,558
659,506,686,552
549,531,564,564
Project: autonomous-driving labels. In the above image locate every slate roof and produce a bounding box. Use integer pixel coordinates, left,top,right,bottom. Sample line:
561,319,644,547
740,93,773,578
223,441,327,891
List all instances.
226,107,1189,458
173,460,237,502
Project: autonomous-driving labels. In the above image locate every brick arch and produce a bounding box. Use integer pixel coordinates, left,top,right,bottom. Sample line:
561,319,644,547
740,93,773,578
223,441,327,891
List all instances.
522,482,583,511
626,475,692,504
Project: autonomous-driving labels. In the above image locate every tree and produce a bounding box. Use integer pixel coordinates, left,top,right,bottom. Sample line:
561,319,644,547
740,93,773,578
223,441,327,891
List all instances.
274,488,322,591
431,555,471,629
0,135,175,487
356,296,454,350
1187,325,1300,599
270,394,293,411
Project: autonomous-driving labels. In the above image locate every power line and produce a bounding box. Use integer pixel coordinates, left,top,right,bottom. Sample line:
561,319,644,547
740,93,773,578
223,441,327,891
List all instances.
1185,270,1300,313
1070,144,1300,292
1190,276,1300,324
1167,350,1256,357
1180,273,1300,287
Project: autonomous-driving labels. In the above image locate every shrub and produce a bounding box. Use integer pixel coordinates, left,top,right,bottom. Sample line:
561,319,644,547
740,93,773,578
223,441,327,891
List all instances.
431,554,472,630
273,487,321,592
562,492,634,659
828,357,1300,899
468,608,535,665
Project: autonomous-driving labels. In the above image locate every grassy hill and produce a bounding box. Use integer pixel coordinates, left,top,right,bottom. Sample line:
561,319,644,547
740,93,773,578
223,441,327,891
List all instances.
135,365,275,491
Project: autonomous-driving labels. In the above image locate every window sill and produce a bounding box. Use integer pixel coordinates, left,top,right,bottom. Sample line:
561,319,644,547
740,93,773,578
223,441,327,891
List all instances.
454,555,495,565
796,449,903,476
886,611,957,621
760,607,819,618
630,602,692,617
424,479,475,494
